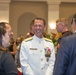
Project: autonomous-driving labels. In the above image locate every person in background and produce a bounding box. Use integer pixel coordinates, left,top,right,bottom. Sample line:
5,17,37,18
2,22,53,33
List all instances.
25,20,34,38
56,18,72,43
56,18,72,55
53,13,76,75
20,18,55,75
8,38,16,60
0,25,18,75
15,36,24,67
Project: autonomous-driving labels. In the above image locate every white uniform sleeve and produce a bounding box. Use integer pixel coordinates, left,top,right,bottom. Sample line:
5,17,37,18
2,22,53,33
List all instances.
45,43,55,75
20,41,34,75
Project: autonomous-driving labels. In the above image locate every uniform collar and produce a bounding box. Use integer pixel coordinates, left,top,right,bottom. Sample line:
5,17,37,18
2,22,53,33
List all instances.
33,35,44,42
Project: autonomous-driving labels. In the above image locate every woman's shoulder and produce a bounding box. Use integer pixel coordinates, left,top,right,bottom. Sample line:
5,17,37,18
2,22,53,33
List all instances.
2,51,12,56
0,51,13,60
0,50,5,59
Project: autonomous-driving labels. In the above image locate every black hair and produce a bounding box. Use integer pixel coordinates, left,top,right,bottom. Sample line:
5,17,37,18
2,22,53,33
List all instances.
0,26,6,46
0,22,9,28
71,13,76,24
34,18,46,26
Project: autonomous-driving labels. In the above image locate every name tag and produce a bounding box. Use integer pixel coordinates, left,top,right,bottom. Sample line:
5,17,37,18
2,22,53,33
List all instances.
30,48,37,50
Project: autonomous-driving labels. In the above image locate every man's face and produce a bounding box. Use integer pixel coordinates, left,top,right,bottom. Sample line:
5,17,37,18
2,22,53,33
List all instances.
2,30,10,47
33,19,46,38
56,22,64,33
5,24,13,39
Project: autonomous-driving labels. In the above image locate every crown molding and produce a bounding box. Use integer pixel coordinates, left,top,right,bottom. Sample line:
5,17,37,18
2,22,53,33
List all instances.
0,0,11,4
11,0,46,1
0,0,11,10
11,0,76,3
47,0,61,5
61,0,76,3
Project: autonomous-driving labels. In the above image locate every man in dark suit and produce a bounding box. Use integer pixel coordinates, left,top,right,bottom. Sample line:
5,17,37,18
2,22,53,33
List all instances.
53,13,76,75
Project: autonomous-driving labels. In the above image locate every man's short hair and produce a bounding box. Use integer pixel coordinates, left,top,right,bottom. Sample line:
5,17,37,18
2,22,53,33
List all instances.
34,18,46,26
56,18,68,26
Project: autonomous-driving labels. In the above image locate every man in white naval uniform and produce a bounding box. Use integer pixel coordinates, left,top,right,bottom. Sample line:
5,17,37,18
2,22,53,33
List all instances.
20,18,55,75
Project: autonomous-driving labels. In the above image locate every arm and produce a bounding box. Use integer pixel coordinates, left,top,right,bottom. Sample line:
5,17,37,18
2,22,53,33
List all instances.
2,52,18,75
53,38,69,75
20,41,34,75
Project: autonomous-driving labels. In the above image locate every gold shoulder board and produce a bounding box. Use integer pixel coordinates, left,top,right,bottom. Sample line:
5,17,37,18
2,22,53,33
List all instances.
24,37,33,42
44,38,52,42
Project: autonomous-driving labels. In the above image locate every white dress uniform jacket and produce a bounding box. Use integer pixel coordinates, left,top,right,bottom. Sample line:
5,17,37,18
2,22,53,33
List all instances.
20,35,55,75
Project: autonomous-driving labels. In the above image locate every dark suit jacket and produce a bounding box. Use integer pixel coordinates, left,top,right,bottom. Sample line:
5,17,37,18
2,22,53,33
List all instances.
53,33,76,75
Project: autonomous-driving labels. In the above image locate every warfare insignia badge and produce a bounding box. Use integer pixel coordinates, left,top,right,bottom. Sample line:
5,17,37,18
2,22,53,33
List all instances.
44,47,51,62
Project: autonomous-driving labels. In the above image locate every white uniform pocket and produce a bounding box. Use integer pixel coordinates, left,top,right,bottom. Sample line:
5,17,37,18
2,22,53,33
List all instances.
29,48,39,54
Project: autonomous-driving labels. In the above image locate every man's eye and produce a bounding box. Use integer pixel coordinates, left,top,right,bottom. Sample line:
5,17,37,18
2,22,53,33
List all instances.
34,25,42,27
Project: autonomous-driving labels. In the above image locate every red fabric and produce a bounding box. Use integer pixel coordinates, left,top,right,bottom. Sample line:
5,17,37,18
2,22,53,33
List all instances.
18,70,22,75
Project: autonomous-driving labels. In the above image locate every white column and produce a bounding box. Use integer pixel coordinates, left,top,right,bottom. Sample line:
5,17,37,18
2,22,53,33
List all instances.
0,0,11,22
47,0,61,34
